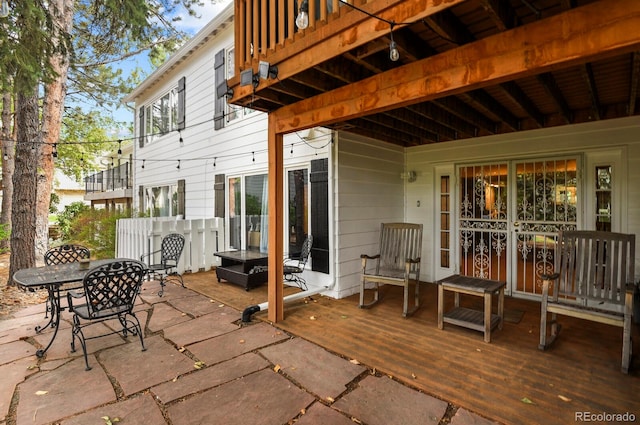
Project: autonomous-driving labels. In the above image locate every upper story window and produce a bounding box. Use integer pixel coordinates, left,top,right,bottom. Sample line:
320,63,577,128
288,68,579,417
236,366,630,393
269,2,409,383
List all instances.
145,88,178,142
138,77,186,147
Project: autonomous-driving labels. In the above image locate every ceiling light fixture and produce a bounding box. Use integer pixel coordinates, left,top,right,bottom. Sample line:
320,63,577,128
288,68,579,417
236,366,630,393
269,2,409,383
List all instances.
388,23,399,62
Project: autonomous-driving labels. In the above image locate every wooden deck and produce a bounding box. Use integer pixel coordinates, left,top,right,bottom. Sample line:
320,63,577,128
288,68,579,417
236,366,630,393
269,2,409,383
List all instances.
184,270,640,425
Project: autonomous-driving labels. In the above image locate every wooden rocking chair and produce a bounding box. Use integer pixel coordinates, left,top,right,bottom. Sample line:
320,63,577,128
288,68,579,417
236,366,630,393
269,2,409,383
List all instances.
359,223,423,317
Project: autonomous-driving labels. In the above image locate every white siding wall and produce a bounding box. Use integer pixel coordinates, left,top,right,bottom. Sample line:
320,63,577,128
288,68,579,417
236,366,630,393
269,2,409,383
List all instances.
329,132,405,298
130,21,331,225
406,116,640,283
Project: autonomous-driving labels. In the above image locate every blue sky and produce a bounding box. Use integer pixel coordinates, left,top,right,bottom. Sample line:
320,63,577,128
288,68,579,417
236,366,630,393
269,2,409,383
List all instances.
110,0,232,136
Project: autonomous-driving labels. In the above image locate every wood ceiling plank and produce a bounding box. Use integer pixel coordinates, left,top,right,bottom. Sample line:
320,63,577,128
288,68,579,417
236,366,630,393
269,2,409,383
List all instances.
272,0,640,134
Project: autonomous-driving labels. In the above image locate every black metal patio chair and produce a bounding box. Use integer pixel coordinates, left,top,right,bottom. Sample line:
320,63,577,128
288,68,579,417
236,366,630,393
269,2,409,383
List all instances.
283,235,313,290
140,233,186,296
38,244,91,325
44,244,91,266
67,259,147,371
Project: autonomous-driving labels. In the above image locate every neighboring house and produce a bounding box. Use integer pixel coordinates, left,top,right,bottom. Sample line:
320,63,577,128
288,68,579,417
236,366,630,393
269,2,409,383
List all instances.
223,0,640,321
83,141,134,211
52,170,87,212
123,4,334,289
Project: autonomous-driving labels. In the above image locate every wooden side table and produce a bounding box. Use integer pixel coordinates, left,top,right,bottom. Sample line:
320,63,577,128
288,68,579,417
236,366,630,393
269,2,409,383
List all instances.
437,274,506,342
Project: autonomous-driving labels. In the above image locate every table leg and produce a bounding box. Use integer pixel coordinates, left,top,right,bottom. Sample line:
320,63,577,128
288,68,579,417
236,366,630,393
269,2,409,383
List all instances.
35,286,62,358
437,284,444,330
483,292,491,343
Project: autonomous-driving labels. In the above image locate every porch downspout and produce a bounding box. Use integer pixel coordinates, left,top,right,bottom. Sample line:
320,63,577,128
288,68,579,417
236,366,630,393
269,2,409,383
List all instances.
242,285,329,323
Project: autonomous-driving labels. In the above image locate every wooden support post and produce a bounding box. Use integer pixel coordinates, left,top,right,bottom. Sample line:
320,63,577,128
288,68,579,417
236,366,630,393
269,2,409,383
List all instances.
267,115,284,322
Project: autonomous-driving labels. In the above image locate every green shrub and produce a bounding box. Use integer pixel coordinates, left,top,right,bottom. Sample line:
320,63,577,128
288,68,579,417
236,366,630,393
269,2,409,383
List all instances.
56,205,132,259
56,202,90,241
0,223,10,253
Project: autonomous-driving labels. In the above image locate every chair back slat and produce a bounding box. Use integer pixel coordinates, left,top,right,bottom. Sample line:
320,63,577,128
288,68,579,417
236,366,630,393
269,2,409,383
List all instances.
378,223,423,274
555,230,635,306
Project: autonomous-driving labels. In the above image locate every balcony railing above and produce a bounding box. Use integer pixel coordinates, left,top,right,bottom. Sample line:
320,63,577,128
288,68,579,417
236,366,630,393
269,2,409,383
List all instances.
84,162,132,194
235,0,346,70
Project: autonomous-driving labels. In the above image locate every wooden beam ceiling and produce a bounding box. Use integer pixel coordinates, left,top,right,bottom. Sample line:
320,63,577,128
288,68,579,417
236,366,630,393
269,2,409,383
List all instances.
272,0,640,135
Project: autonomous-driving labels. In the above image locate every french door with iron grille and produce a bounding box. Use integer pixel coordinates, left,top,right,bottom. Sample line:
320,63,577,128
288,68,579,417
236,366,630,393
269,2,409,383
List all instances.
458,158,579,297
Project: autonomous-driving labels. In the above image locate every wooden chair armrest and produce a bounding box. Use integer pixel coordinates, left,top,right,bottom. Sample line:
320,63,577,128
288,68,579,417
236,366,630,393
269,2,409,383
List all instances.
540,272,560,281
360,254,380,260
405,257,421,264
625,283,637,295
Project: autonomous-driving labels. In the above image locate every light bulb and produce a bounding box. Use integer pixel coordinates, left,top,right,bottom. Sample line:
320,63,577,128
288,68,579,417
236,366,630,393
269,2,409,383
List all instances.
389,41,400,62
0,0,9,18
296,10,308,30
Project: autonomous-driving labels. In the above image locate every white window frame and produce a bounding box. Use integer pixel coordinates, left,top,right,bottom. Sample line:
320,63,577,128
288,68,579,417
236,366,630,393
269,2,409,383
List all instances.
144,86,179,143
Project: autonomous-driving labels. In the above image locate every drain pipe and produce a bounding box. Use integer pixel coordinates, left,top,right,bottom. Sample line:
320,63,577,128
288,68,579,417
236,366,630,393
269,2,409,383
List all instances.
242,285,329,323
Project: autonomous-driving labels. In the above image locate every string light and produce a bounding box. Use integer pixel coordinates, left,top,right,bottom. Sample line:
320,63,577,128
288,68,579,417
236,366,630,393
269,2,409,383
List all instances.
176,160,181,170
213,157,217,167
252,151,255,162
117,140,122,157
295,0,409,61
141,159,145,169
52,144,58,158
3,149,7,161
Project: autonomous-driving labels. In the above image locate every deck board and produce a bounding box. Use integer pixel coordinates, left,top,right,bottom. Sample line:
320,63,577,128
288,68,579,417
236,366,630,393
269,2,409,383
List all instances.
184,270,640,425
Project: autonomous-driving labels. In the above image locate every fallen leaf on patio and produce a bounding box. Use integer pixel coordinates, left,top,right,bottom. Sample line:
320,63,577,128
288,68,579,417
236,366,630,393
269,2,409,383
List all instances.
219,304,225,307
326,396,335,403
172,377,178,382
27,364,36,370
558,395,571,402
300,408,306,415
371,368,376,375
178,347,186,352
341,315,348,319
193,361,205,369
239,339,245,344
101,416,120,425
181,313,187,316
35,391,48,396
476,348,481,352
520,397,535,405
351,417,362,424
276,331,282,335
411,373,417,379
309,316,316,320
274,364,281,372
349,359,360,365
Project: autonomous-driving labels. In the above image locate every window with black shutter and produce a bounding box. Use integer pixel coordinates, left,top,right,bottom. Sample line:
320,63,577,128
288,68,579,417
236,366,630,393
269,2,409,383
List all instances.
177,76,186,130
214,50,226,130
214,174,225,218
138,107,145,148
310,158,329,273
